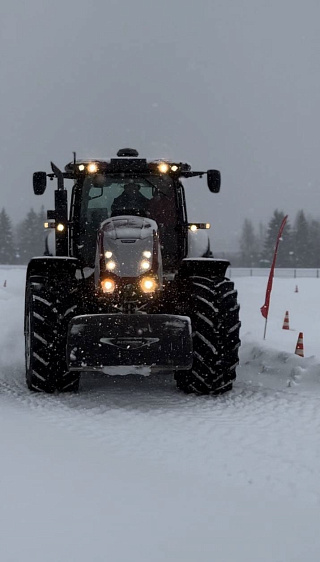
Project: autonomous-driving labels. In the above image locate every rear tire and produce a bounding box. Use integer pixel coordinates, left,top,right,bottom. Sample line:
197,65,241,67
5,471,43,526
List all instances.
175,276,241,395
25,277,80,393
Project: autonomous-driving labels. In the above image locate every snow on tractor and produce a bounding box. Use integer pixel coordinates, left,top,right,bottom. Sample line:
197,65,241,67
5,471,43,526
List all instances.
25,148,241,394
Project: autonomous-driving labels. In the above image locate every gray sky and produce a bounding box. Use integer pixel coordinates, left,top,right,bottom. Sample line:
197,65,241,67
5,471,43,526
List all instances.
1,0,320,251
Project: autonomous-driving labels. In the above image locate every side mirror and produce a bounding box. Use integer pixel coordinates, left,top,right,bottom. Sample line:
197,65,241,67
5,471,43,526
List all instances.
207,169,221,193
33,171,47,195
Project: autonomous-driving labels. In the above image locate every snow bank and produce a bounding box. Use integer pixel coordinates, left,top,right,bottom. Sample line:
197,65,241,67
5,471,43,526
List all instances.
236,276,320,392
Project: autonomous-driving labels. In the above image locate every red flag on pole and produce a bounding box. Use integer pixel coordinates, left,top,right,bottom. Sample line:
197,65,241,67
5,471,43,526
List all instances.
261,215,288,320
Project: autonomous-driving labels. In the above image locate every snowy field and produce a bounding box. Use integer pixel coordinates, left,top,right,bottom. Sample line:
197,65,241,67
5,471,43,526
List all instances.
1,267,320,561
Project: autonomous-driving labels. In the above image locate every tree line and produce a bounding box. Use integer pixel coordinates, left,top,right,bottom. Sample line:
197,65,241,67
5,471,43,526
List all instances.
238,210,320,268
0,206,319,268
0,207,46,264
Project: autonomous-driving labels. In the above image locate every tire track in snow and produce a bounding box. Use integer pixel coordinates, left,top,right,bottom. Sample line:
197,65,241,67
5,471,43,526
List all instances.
2,365,320,503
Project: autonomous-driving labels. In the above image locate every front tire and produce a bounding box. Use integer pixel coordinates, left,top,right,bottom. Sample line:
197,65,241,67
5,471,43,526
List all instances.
175,276,241,395
25,277,80,393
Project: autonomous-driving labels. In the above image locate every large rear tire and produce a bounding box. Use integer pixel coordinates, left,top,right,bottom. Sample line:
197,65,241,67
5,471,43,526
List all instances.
175,276,241,395
25,277,80,393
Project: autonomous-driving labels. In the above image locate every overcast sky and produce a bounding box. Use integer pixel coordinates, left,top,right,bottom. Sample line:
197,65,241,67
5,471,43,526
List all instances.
1,0,320,251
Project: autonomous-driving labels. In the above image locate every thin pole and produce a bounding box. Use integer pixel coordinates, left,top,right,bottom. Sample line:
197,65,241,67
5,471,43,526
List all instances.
263,317,268,340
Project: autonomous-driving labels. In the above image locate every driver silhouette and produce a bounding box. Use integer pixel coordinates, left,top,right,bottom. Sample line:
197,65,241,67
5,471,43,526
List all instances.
111,183,149,216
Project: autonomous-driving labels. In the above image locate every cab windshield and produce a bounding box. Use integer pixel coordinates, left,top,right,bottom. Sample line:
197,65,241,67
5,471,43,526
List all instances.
81,174,174,224
78,174,179,268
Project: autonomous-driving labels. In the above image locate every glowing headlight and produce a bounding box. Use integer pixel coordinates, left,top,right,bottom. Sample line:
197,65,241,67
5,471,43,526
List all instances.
105,251,113,259
101,279,116,294
56,223,65,232
158,162,169,174
171,165,178,172
106,260,116,271
143,250,152,258
140,260,151,271
78,164,85,171
189,224,198,232
206,223,211,229
140,277,157,293
87,162,98,173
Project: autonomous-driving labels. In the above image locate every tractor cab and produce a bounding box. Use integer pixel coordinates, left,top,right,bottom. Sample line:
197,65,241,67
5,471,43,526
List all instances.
34,148,221,271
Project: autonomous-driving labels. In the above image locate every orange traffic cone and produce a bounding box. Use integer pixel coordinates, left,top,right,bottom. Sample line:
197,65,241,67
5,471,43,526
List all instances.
295,332,304,357
282,310,290,330
295,285,299,293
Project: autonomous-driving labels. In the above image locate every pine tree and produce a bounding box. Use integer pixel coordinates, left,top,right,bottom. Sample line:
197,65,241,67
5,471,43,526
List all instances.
308,219,320,268
262,210,292,267
292,210,312,267
257,222,267,266
239,219,259,266
38,205,46,230
17,208,46,264
0,208,14,264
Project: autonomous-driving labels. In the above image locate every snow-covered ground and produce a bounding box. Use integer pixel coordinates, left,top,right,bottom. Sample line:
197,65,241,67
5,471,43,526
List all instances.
1,267,320,561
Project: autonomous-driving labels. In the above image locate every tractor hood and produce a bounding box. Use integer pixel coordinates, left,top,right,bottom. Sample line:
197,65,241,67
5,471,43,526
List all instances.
95,215,162,281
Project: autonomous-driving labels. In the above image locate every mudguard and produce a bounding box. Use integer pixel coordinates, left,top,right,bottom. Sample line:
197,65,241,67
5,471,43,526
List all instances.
178,257,230,279
26,256,79,283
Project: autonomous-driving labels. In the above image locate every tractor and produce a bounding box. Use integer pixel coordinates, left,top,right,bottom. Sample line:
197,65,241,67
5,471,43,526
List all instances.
25,148,240,394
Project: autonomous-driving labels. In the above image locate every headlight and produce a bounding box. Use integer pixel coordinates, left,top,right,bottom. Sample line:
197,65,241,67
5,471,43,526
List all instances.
158,162,169,174
143,250,152,258
140,277,158,293
87,162,98,173
105,251,113,259
106,260,116,271
140,259,151,271
101,279,116,294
